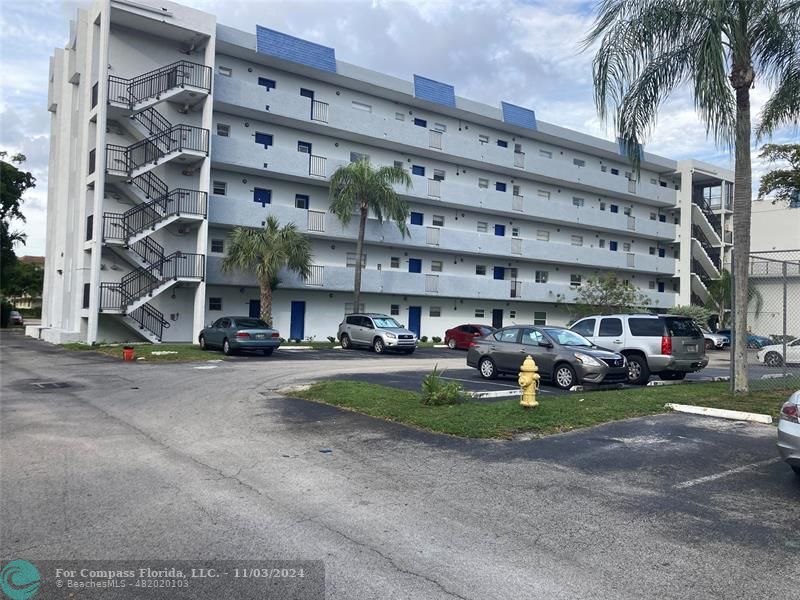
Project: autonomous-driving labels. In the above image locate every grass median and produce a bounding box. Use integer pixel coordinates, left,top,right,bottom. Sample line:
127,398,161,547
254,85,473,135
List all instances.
62,343,214,362
293,380,790,439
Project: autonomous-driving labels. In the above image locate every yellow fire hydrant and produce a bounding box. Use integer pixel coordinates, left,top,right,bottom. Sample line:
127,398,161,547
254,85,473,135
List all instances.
518,355,540,408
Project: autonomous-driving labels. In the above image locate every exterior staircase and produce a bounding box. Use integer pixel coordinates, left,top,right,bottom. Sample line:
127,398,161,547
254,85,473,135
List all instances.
107,60,212,113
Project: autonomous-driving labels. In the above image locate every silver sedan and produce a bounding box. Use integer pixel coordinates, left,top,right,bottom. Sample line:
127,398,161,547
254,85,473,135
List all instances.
778,390,800,477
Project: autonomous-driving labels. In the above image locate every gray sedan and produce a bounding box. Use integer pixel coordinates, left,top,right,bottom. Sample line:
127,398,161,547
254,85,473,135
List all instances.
466,325,628,390
199,316,282,356
777,390,800,477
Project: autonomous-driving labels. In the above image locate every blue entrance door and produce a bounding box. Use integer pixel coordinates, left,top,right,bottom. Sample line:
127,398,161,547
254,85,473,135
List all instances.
290,301,306,341
408,306,422,338
249,299,260,318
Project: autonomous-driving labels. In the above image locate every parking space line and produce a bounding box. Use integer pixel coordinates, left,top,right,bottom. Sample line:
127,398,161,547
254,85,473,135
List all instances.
673,457,783,489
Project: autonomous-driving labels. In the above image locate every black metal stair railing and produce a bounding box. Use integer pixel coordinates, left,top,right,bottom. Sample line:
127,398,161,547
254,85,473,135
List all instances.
128,303,171,341
132,106,172,139
692,192,723,237
691,225,721,267
691,259,713,287
107,60,212,109
102,188,207,244
105,124,209,175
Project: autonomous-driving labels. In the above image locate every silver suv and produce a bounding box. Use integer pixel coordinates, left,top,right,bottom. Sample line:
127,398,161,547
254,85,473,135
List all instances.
570,314,708,385
338,313,417,354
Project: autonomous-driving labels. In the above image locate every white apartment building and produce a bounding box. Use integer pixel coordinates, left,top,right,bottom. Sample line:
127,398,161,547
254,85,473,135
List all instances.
36,0,732,345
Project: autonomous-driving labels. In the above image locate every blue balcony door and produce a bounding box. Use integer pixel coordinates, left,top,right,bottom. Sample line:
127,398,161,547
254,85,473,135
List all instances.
408,306,422,338
290,300,306,341
249,300,261,319
408,258,422,273
493,266,505,280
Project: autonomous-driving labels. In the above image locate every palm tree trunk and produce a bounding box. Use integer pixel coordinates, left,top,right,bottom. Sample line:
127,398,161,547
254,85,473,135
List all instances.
260,281,273,327
353,203,368,312
731,66,754,393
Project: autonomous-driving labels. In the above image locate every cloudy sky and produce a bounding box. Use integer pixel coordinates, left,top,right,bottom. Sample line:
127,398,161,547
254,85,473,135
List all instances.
0,0,794,256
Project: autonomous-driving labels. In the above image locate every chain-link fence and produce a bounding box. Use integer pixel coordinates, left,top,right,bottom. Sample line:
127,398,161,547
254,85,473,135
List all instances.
736,249,800,391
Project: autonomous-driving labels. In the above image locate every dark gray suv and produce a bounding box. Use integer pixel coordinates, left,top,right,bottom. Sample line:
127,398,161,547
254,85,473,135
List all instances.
338,313,418,354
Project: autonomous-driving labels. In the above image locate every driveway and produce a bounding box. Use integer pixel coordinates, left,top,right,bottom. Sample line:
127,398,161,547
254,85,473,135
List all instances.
1,331,798,599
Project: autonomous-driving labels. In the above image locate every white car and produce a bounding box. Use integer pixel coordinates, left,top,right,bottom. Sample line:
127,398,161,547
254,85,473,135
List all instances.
756,338,800,367
777,390,800,477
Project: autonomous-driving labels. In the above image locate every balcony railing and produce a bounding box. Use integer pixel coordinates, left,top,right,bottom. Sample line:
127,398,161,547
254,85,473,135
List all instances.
427,178,441,199
309,154,326,177
429,130,443,150
425,274,439,293
512,194,523,212
514,152,525,168
511,280,522,298
311,100,329,123
426,227,440,246
511,238,522,255
305,265,324,286
307,210,325,232
107,60,212,109
627,253,636,268
627,215,636,231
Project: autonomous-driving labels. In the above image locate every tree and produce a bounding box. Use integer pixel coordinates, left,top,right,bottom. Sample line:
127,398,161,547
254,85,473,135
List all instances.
3,260,44,299
757,143,800,206
569,273,651,321
584,0,800,393
220,216,312,327
668,305,714,331
329,159,412,311
705,269,763,328
0,152,35,297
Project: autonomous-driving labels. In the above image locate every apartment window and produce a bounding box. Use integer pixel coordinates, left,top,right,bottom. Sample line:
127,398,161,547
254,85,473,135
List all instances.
410,212,424,226
601,165,608,173
412,165,426,176
573,158,586,167
211,239,224,253
431,260,443,273
650,178,658,185
88,149,96,174
494,224,506,237
477,221,488,233
609,240,618,251
536,230,550,242
623,242,631,251
658,248,666,258
649,247,656,255
511,226,520,237
216,123,230,137
209,297,223,311
475,308,485,318
658,282,665,293
351,151,369,163
599,239,606,248
253,188,271,206
571,235,584,246
478,178,489,189
394,160,404,170
509,310,517,319
539,149,552,159
475,265,487,276
254,132,273,148
497,139,508,148
432,215,445,227
390,257,400,269
649,281,656,289
600,202,606,211
570,274,582,287
433,122,447,132
433,169,446,182
496,182,507,192
625,171,633,180
82,283,90,309
659,214,667,223
413,118,427,127
345,302,366,314
572,197,585,208
535,270,549,283
533,312,547,326
390,304,400,316
623,207,632,216
537,190,550,200
217,66,232,77
513,185,521,196
395,112,405,121
212,181,227,196
610,204,619,213
478,134,489,145
659,181,668,188
257,77,276,90
430,306,442,317
610,168,619,176
297,141,312,154
295,194,309,209
346,252,367,268
351,101,372,112
650,212,657,221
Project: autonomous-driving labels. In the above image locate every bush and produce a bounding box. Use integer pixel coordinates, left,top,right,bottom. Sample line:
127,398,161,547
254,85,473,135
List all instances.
420,336,429,343
431,336,442,344
327,336,336,344
420,365,465,406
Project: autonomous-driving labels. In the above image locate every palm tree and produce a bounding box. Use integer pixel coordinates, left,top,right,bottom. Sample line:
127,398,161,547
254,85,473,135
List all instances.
329,159,413,311
706,269,764,328
220,215,312,326
584,0,799,392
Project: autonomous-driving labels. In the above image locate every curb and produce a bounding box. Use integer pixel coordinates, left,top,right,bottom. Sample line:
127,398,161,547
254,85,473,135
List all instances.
467,389,521,399
665,403,773,424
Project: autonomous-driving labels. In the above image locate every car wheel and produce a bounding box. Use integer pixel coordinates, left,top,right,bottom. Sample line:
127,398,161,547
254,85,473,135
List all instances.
222,338,234,356
705,339,714,351
764,351,783,367
553,363,576,390
447,338,457,350
626,354,650,385
659,372,686,381
792,465,800,476
478,357,497,380
340,334,351,349
199,335,208,350
262,348,274,356
373,337,385,354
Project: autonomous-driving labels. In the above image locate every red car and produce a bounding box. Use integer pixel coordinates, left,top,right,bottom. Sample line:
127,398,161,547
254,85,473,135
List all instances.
444,324,496,350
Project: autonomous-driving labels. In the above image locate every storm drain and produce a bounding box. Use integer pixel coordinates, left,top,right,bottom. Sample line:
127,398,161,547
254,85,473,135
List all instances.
30,381,71,390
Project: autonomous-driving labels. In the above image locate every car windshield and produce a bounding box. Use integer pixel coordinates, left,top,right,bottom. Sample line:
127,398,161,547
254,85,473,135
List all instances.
235,319,270,329
373,317,402,329
477,326,495,336
543,328,593,347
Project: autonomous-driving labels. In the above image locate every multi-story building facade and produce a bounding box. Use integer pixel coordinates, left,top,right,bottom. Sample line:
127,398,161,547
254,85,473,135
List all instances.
36,0,733,345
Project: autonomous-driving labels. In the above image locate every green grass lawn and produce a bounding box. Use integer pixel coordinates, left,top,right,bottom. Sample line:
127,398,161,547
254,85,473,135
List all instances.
293,380,791,439
61,342,215,362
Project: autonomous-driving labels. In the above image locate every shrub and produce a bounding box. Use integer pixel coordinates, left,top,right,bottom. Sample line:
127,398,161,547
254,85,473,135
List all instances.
431,336,442,344
327,336,336,344
420,336,429,343
420,365,465,406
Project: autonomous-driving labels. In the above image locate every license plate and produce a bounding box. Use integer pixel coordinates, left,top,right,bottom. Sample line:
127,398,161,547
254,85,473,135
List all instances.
255,334,266,340
686,345,697,352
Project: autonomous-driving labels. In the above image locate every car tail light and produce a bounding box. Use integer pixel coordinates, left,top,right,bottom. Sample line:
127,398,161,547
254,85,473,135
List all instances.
661,336,672,355
469,341,479,348
236,332,251,339
780,402,799,423
271,332,280,338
